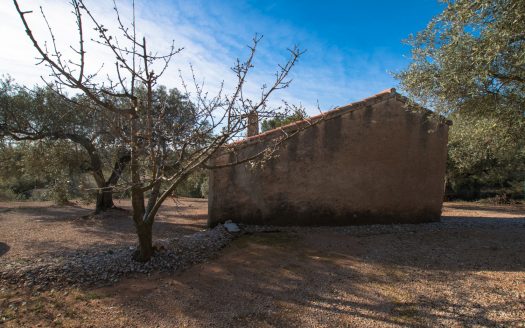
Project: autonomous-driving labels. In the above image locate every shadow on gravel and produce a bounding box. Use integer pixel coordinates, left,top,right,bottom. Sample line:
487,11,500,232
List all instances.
357,226,525,272
0,199,208,266
28,207,206,244
0,242,9,256
3,200,523,326
441,215,525,222
21,220,205,260
100,228,525,327
4,205,92,218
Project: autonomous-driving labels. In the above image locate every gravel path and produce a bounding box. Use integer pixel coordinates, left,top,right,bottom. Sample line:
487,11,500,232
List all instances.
0,225,234,290
1,201,524,327
0,198,208,260
96,204,524,328
0,198,230,290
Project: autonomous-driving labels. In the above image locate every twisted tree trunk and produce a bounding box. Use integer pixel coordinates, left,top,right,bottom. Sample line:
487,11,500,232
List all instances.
94,151,131,213
95,189,115,213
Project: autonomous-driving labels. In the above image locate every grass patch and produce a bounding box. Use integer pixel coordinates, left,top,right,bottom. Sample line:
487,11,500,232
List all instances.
75,291,102,301
1,307,17,322
234,232,300,249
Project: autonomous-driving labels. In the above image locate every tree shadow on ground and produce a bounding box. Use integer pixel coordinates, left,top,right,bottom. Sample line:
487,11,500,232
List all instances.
101,217,525,327
3,201,524,326
0,242,9,257
2,204,93,218
0,199,208,260
27,213,206,257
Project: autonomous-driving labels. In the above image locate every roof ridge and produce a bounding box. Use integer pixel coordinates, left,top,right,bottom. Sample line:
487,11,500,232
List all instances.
229,87,399,147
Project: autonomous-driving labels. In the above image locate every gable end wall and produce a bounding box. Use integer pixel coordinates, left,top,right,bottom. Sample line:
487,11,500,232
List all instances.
208,97,449,226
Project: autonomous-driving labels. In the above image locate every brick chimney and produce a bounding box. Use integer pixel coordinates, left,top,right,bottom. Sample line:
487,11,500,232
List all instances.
247,111,259,137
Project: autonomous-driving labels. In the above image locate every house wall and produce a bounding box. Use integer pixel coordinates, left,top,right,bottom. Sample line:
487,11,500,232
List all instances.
208,97,449,226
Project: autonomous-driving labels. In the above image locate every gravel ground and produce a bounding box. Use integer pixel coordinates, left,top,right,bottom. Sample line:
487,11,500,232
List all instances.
0,201,524,327
0,198,208,260
0,198,238,291
0,225,234,290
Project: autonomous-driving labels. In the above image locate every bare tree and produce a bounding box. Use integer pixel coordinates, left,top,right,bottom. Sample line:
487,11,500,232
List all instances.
13,0,321,261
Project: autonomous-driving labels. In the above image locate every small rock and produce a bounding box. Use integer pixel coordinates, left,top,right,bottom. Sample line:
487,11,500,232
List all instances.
224,220,240,233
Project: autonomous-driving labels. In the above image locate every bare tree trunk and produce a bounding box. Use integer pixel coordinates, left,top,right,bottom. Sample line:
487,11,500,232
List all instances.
13,0,305,263
129,112,154,262
129,170,152,261
131,188,153,262
134,219,153,262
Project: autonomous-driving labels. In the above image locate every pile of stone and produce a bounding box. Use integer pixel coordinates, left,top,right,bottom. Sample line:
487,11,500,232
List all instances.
242,216,525,236
0,224,235,290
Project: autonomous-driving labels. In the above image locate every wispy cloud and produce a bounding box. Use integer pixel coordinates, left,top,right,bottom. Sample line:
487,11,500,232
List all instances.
1,0,403,115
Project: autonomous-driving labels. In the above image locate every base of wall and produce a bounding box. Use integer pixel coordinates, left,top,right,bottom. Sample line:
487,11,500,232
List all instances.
208,208,442,227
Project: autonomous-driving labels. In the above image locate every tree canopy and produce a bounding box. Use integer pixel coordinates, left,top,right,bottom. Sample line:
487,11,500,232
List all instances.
396,0,525,117
447,111,525,198
0,78,205,209
261,107,307,132
396,0,525,199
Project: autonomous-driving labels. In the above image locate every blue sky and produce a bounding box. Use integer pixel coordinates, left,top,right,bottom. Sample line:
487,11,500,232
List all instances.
1,0,445,114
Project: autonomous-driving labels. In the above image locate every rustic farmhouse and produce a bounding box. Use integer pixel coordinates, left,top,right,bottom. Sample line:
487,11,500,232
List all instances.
208,88,450,226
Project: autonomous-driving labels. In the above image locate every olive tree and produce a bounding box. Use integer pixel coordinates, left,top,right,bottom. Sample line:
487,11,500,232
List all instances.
0,79,130,211
447,111,525,197
395,0,525,116
261,105,306,132
395,0,525,197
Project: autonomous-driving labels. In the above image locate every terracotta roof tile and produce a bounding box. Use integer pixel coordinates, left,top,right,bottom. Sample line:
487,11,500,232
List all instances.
228,88,449,148
228,88,395,147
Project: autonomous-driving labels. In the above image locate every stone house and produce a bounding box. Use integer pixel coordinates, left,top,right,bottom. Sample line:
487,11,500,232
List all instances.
208,88,450,226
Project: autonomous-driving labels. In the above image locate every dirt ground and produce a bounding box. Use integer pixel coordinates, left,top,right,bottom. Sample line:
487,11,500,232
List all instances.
1,200,524,327
0,198,208,260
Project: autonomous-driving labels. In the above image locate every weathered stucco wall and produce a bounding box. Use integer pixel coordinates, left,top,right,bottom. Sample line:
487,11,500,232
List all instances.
208,95,449,226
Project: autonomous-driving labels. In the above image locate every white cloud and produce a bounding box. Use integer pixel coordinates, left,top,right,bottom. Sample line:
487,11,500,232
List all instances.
1,0,402,116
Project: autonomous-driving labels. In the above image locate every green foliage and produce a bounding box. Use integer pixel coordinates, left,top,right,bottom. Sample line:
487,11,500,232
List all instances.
0,140,89,204
447,112,525,197
25,140,89,204
395,0,525,116
0,77,206,205
175,170,208,198
396,0,525,199
261,107,306,132
0,188,17,201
